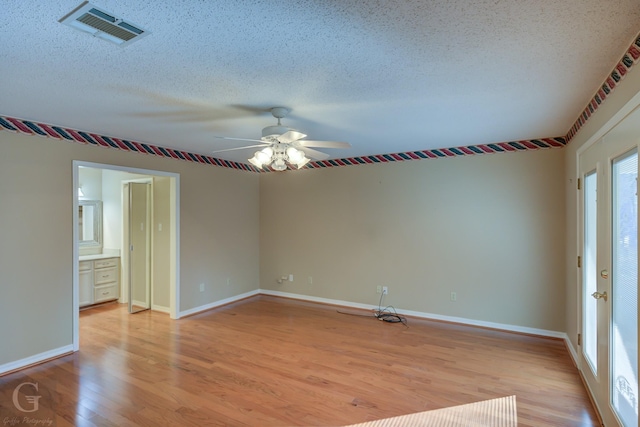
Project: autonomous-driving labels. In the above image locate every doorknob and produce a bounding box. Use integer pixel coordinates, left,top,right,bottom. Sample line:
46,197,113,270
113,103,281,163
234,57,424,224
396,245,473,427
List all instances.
592,291,608,302
601,269,609,279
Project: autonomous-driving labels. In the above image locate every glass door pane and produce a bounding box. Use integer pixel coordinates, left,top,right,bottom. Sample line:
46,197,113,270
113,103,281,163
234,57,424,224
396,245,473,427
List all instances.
611,149,638,427
584,171,598,372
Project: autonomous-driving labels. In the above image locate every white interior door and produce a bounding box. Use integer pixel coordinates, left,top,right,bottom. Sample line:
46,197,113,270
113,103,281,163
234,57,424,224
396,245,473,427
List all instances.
579,130,639,426
126,182,151,313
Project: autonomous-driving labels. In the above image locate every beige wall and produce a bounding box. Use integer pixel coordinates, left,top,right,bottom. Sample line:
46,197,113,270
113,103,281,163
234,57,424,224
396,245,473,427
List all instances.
0,131,260,366
260,148,566,331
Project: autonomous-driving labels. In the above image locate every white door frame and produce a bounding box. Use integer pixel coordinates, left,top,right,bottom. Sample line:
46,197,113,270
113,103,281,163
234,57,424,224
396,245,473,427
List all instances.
576,94,640,425
72,161,180,351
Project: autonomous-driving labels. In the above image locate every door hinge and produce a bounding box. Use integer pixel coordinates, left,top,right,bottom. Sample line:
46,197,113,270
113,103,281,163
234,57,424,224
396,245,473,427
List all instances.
578,333,581,346
577,178,581,190
577,255,581,268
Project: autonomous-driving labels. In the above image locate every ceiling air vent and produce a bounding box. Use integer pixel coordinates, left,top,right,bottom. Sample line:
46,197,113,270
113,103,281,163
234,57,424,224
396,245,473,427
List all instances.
59,1,150,47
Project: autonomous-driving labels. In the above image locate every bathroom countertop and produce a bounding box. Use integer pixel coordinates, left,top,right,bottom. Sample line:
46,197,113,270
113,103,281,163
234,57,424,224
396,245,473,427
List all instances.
79,253,120,261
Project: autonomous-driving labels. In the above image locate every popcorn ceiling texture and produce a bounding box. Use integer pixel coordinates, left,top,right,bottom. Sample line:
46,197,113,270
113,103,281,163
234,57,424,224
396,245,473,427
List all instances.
1,0,640,167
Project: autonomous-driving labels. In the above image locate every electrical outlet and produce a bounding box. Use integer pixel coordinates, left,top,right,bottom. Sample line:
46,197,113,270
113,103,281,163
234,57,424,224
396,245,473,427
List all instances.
382,286,388,295
226,278,231,286
199,283,205,292
451,292,457,301
376,285,382,294
289,274,294,282
308,276,313,285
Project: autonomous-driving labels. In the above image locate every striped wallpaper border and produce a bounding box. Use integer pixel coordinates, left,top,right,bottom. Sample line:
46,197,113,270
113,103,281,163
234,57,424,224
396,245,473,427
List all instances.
301,138,566,170
0,116,260,172
566,32,640,142
0,114,566,173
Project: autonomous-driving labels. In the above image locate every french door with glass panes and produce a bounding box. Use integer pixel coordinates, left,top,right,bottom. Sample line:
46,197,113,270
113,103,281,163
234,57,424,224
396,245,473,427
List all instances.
579,132,638,427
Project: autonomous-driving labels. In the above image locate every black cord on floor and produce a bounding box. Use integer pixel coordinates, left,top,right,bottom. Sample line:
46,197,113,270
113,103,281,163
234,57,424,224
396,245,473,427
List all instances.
336,293,408,327
374,293,408,327
336,310,373,318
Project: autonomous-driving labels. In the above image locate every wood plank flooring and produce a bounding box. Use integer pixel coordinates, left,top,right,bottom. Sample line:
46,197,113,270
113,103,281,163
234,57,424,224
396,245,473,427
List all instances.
0,296,600,426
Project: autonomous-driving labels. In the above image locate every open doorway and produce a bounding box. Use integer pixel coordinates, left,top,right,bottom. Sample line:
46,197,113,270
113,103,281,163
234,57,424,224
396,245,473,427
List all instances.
72,161,180,351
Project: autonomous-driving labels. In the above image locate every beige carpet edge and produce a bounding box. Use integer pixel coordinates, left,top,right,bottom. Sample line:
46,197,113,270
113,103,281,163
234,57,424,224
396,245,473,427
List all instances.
344,395,517,427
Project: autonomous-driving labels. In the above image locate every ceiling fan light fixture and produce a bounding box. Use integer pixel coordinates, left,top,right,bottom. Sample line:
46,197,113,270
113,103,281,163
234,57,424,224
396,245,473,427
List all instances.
256,147,273,164
248,155,263,168
286,147,304,163
286,146,310,169
248,147,271,168
272,158,287,171
294,157,311,169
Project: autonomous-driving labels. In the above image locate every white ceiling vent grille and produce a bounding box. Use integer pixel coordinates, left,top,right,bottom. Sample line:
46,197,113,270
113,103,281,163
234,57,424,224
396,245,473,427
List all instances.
59,1,150,47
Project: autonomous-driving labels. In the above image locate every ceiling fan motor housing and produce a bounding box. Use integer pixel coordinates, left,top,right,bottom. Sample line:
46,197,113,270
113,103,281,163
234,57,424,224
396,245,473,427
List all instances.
262,125,291,139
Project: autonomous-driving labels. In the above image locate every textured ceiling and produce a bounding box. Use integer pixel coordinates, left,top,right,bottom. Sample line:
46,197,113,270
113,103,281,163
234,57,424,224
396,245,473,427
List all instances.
2,1,640,166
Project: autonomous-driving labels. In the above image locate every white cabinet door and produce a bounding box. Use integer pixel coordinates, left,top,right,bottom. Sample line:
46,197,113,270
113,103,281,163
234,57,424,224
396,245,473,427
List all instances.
79,269,93,307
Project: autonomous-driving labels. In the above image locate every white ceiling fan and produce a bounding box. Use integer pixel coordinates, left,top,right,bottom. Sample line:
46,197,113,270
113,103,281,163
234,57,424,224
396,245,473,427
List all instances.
213,107,351,171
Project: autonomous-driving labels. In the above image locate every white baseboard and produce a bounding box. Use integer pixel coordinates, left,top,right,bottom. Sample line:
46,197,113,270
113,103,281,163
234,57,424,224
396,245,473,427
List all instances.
179,289,261,318
0,345,74,376
563,333,579,365
396,307,566,339
260,289,376,311
259,289,565,339
132,299,149,308
152,304,170,314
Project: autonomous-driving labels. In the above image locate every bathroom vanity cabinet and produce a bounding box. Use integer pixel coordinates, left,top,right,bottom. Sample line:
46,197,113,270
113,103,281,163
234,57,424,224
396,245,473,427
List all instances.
79,256,120,307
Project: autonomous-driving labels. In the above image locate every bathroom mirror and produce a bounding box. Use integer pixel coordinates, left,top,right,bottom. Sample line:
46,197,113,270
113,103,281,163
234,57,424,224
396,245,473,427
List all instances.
79,200,102,248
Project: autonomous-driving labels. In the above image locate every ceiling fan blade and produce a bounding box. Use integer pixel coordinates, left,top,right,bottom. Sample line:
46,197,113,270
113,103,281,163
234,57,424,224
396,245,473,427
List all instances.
228,104,273,115
211,144,268,154
299,146,330,161
115,87,266,122
277,130,307,144
297,140,351,149
215,136,267,144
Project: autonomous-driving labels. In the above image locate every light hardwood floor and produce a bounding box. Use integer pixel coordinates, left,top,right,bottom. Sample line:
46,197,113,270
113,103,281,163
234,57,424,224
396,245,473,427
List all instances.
1,296,599,426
